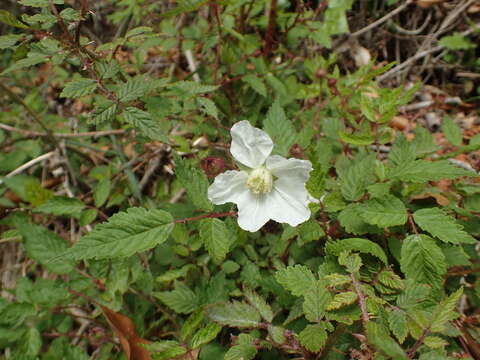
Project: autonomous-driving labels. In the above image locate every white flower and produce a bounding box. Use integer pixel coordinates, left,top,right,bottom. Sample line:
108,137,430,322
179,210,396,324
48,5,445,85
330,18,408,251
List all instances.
207,120,316,232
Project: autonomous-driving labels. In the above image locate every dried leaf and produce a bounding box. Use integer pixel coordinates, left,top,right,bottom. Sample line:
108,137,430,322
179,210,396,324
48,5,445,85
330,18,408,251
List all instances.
101,306,152,360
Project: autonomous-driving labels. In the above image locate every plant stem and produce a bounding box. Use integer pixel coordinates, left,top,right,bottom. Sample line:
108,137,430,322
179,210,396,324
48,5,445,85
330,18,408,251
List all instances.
175,211,237,224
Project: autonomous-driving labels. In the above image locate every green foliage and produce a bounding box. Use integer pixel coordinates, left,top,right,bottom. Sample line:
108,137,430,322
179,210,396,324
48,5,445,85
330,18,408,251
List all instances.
60,78,98,98
199,218,234,263
0,1,477,359
173,153,213,211
298,323,328,352
263,99,296,156
275,265,316,296
358,195,407,228
400,235,447,289
326,238,388,264
206,302,261,328
33,196,85,218
439,32,476,50
61,207,173,260
413,208,476,244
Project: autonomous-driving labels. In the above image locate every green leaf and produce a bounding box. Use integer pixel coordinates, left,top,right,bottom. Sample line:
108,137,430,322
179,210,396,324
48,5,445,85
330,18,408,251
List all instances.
90,101,118,124
189,323,222,349
18,0,63,7
411,126,438,156
263,99,296,156
19,224,73,274
359,195,407,228
243,74,267,97
338,154,376,201
326,238,388,264
338,204,378,235
60,78,98,98
118,77,149,102
199,218,233,263
389,133,416,166
244,288,274,323
0,34,24,49
423,336,448,349
378,270,404,290
173,153,213,211
125,26,153,38
442,117,462,146
61,207,173,260
275,265,316,296
338,131,374,146
93,179,111,208
430,288,462,333
268,325,286,344
303,281,332,322
144,340,187,360
224,343,257,360
298,219,325,245
400,235,446,289
34,196,85,218
338,252,362,273
170,80,218,95
206,301,261,328
396,282,430,309
0,10,30,28
79,209,97,226
122,107,167,142
389,160,475,182
326,291,358,311
96,60,120,80
298,323,327,352
196,97,219,119
19,327,42,357
154,282,198,314
1,54,48,75
367,322,408,360
388,309,408,343
413,208,476,244
439,32,476,50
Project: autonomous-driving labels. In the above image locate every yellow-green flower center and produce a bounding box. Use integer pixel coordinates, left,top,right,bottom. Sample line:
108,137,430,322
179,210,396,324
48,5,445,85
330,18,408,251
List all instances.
246,167,273,194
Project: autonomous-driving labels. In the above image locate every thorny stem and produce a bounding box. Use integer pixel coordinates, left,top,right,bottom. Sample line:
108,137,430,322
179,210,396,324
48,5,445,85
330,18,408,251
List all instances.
350,273,370,324
407,328,429,359
263,0,277,57
75,0,89,45
175,211,237,224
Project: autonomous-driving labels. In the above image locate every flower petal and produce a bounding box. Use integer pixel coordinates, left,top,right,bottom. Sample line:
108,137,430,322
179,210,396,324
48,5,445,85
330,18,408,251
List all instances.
208,170,249,205
266,155,313,182
236,192,271,232
230,120,273,168
267,177,312,227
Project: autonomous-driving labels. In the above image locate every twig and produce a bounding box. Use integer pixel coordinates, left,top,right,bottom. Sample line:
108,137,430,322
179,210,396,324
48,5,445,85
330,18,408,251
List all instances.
175,211,237,224
351,0,413,37
184,49,201,82
75,0,89,45
0,123,126,138
0,151,56,185
350,273,370,324
407,329,429,358
379,22,480,82
0,83,59,148
263,0,278,57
